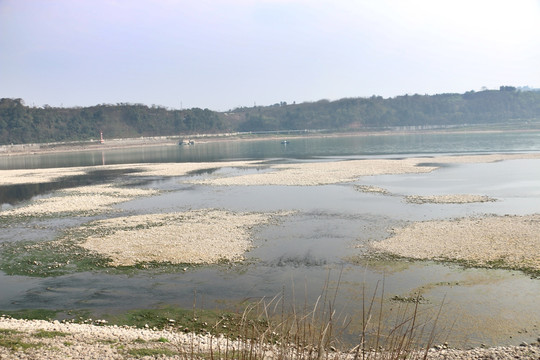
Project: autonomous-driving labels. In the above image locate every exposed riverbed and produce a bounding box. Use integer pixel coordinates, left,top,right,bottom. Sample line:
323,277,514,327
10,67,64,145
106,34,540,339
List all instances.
1,135,539,353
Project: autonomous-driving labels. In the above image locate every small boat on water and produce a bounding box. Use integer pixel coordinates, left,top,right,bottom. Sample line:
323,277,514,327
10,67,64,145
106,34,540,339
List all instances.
281,140,289,145
179,139,195,145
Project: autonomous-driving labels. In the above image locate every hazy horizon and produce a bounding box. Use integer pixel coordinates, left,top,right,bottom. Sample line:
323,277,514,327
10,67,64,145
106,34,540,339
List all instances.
1,0,539,111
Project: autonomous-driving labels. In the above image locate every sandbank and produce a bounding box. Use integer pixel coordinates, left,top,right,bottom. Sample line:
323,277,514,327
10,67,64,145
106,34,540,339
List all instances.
2,153,540,272
354,185,389,194
189,159,437,186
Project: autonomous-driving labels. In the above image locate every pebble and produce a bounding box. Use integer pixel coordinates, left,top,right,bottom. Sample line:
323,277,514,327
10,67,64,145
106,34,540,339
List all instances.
0,318,539,360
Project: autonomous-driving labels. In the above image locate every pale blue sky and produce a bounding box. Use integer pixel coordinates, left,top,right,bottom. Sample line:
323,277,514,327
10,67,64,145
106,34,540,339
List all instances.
1,0,539,110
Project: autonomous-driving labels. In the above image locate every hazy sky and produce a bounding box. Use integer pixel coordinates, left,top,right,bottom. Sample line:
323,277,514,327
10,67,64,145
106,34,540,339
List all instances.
1,0,539,110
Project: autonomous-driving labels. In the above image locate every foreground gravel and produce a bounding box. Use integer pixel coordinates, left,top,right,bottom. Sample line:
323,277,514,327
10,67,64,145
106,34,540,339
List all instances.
0,318,539,359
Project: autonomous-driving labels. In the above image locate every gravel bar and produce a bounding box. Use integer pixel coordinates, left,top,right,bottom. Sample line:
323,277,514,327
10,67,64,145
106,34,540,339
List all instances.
80,209,290,266
371,214,540,272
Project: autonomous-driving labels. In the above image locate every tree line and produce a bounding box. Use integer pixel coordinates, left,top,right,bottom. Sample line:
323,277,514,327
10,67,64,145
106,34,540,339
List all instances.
0,100,222,145
232,87,540,131
1,87,540,145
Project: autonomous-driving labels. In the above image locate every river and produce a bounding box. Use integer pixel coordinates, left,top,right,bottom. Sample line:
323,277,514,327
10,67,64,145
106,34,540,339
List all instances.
1,131,539,348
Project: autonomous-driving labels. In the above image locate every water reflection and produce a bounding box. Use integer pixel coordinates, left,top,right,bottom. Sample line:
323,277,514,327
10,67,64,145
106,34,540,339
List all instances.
0,168,140,205
1,131,540,170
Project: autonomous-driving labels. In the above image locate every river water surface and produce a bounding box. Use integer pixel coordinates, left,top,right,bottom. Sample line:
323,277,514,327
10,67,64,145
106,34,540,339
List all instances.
1,131,539,348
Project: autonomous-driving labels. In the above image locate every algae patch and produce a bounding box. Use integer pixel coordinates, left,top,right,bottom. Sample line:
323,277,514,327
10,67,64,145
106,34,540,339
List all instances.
0,209,292,276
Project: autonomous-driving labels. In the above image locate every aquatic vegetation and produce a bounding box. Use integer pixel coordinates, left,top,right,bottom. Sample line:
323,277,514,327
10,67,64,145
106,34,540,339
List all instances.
0,231,116,277
0,272,448,359
0,310,59,321
0,208,292,276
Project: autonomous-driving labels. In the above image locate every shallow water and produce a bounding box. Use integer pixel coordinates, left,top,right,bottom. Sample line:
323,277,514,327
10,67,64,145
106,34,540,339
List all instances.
2,131,540,170
0,132,539,348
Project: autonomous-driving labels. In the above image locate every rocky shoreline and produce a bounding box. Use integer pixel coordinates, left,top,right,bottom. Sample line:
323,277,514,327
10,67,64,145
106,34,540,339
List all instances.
0,317,539,359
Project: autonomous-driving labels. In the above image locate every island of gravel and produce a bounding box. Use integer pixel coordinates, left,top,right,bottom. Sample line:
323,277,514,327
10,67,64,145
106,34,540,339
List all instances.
404,194,496,204
371,214,540,275
1,153,539,273
1,184,160,216
78,209,290,266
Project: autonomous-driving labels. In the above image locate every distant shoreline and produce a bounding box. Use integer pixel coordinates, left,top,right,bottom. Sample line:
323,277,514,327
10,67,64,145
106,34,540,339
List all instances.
1,127,539,157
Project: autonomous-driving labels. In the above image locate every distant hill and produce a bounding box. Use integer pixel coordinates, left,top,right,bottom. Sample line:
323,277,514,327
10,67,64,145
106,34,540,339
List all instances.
0,101,222,145
1,87,540,145
229,87,540,132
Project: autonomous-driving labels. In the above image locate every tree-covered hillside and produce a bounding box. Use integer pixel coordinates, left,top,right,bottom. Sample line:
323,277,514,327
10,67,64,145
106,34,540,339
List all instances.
0,100,223,145
232,87,540,131
1,87,540,145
